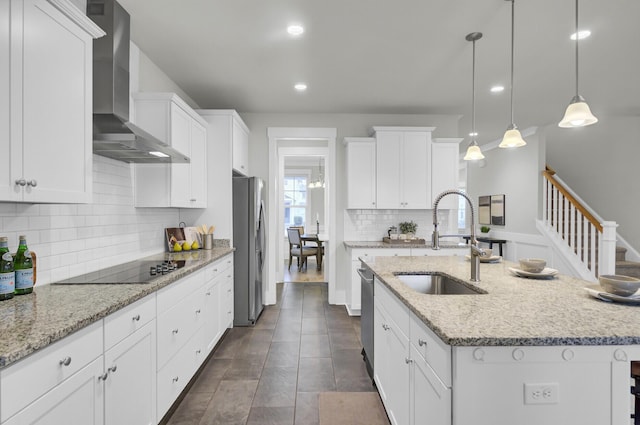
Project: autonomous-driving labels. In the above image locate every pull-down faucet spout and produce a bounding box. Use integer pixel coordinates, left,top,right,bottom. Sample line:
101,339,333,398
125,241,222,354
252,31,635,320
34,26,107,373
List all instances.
432,189,486,282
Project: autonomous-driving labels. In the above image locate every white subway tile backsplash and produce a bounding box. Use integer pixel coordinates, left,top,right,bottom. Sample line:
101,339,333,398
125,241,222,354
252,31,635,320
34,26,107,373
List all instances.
0,155,179,286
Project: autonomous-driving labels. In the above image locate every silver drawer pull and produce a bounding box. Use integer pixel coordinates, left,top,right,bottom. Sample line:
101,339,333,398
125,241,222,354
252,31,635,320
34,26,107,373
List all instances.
15,179,26,187
132,314,141,321
195,309,201,314
59,356,72,366
227,289,232,293
206,291,211,296
382,324,390,331
27,179,37,187
405,358,413,364
98,372,109,381
196,349,201,354
418,339,427,347
172,328,179,334
108,365,117,373
172,376,179,383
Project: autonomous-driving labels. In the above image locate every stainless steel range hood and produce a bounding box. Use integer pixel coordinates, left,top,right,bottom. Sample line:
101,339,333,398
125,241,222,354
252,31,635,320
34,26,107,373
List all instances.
87,0,189,164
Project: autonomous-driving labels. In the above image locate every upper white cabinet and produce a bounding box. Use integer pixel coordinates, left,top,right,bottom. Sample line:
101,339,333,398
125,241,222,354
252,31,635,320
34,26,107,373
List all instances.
344,137,376,209
431,138,462,210
133,93,208,208
373,127,434,209
0,0,104,203
231,114,250,175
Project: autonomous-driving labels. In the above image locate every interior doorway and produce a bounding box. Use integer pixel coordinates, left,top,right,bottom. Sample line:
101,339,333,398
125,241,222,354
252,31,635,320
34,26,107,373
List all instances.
267,128,337,305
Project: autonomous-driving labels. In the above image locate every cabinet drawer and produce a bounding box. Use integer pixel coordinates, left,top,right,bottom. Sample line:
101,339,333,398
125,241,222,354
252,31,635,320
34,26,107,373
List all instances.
104,293,156,349
410,311,451,386
352,248,411,261
205,255,233,282
374,278,409,339
157,269,205,313
0,321,103,422
157,290,204,368
157,328,203,420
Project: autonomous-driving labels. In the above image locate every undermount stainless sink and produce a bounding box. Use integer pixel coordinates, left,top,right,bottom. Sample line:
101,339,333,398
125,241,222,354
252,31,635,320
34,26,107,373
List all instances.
394,272,486,295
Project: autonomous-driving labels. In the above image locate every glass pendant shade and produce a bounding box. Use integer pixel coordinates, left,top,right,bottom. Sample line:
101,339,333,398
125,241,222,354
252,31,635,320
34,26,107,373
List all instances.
499,125,526,148
558,95,598,128
463,143,485,161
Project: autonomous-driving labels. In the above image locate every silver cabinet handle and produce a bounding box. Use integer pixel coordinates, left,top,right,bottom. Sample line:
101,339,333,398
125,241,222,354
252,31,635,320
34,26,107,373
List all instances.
227,288,232,293
98,372,109,381
132,314,141,321
27,179,37,187
195,309,201,314
172,376,179,383
190,198,196,202
418,339,427,347
172,328,179,334
206,291,211,296
108,365,117,373
59,356,72,366
15,179,26,187
357,268,373,284
405,357,413,364
196,349,201,354
382,324,390,331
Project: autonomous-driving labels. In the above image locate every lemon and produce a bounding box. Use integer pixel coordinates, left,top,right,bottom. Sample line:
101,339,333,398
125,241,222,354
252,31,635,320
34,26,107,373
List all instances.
173,242,182,252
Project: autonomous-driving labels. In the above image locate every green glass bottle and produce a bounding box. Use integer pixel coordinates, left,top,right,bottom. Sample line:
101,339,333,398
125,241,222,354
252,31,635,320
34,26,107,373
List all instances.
14,235,33,295
0,237,14,300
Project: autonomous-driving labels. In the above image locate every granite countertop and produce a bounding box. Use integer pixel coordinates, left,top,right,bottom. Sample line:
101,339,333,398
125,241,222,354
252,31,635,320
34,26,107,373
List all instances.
344,240,468,249
363,255,640,347
0,247,234,369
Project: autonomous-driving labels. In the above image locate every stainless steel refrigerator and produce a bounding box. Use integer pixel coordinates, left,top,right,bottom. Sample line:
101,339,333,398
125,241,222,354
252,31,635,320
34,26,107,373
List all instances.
232,177,266,326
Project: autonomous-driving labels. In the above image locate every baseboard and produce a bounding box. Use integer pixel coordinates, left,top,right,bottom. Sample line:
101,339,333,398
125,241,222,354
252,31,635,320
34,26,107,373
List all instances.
345,304,361,317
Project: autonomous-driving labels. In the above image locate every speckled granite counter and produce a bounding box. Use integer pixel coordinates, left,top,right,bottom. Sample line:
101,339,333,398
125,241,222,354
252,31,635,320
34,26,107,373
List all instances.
344,241,467,249
364,255,640,347
0,248,234,368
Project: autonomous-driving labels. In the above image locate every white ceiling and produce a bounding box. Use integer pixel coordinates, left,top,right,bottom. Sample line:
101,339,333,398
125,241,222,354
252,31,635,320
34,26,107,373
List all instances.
119,0,640,144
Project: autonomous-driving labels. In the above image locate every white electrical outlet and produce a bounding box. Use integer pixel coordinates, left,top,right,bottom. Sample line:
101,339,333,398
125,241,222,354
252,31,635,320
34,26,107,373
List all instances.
524,383,559,404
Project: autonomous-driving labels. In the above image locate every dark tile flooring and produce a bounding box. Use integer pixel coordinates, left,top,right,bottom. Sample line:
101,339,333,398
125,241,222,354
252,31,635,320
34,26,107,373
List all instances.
166,282,376,425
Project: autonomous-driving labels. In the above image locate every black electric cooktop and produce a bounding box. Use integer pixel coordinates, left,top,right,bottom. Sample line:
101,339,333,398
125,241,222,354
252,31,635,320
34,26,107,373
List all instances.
54,259,186,285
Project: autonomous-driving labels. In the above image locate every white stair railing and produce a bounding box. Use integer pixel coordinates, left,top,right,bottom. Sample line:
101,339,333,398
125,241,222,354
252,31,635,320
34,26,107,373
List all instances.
542,166,617,279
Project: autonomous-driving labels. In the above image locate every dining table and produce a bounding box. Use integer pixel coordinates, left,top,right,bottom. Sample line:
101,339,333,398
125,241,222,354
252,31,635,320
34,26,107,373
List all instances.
300,233,326,270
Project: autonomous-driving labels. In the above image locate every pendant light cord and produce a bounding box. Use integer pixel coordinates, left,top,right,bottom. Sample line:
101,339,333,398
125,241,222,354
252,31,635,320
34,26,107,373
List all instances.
575,0,579,97
509,0,515,125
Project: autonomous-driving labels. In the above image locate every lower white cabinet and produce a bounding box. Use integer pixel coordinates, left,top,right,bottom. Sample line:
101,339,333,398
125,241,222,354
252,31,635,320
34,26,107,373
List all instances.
410,344,451,425
104,320,156,425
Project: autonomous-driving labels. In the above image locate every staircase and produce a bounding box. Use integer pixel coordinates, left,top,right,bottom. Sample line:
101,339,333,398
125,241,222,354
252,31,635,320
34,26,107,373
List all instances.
538,166,640,281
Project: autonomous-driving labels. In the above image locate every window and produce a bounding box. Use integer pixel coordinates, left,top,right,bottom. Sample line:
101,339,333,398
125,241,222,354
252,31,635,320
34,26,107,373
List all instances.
284,174,308,231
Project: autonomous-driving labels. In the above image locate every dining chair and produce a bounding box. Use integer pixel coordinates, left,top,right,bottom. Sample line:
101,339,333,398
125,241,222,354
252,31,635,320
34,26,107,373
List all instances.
287,227,318,271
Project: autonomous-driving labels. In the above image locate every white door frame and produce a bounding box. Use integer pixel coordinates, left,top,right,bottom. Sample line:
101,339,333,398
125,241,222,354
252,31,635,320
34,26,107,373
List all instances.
267,127,337,305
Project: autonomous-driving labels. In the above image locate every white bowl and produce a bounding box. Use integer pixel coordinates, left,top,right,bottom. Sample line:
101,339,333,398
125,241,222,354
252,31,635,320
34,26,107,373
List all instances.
599,275,640,297
519,258,546,273
479,248,492,259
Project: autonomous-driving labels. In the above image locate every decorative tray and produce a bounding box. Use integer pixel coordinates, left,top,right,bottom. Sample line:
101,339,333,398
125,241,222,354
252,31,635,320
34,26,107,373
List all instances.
508,267,558,279
584,284,640,305
382,237,426,244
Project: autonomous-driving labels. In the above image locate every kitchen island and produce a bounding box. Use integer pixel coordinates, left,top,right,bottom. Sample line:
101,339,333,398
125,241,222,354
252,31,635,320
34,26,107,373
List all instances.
363,255,639,425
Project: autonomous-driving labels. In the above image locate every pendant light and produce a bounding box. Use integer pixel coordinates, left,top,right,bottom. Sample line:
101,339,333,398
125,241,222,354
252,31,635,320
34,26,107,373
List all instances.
463,32,484,161
499,0,526,148
558,0,598,128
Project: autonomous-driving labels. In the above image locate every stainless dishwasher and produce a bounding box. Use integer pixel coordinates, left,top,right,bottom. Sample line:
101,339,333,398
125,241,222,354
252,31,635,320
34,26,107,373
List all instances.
358,262,375,382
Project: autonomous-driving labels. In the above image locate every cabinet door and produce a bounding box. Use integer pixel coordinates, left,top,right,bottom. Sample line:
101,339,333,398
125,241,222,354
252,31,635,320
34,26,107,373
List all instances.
189,120,207,207
401,131,430,209
386,319,410,425
20,0,92,203
375,132,402,209
410,345,451,425
104,321,156,425
3,357,104,425
431,142,459,210
346,140,376,209
203,278,221,354
373,303,390,405
232,117,249,175
169,104,192,207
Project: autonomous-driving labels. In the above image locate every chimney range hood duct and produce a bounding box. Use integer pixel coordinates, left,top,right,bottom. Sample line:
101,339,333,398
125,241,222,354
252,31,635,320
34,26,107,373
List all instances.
87,0,189,164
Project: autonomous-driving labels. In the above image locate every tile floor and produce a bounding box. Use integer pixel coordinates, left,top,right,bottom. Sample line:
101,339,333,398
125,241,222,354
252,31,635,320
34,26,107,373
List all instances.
165,282,376,425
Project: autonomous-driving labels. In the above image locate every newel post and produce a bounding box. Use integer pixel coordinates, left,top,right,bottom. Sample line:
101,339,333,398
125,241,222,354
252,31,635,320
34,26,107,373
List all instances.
599,221,618,276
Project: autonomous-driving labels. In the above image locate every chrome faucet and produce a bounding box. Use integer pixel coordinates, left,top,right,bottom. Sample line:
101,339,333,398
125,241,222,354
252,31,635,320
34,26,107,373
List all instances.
432,189,486,282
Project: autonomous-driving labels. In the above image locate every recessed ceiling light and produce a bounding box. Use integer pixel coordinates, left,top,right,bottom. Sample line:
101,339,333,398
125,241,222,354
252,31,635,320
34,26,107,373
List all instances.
287,25,304,36
570,30,591,40
490,85,505,93
294,83,307,91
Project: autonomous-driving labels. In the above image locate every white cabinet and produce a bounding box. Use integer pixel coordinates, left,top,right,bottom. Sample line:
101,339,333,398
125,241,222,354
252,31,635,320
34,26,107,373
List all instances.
431,138,463,210
344,137,376,209
373,127,434,209
410,344,451,425
1,0,103,203
0,321,104,424
133,93,208,208
232,114,250,175
103,295,156,425
203,254,234,354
